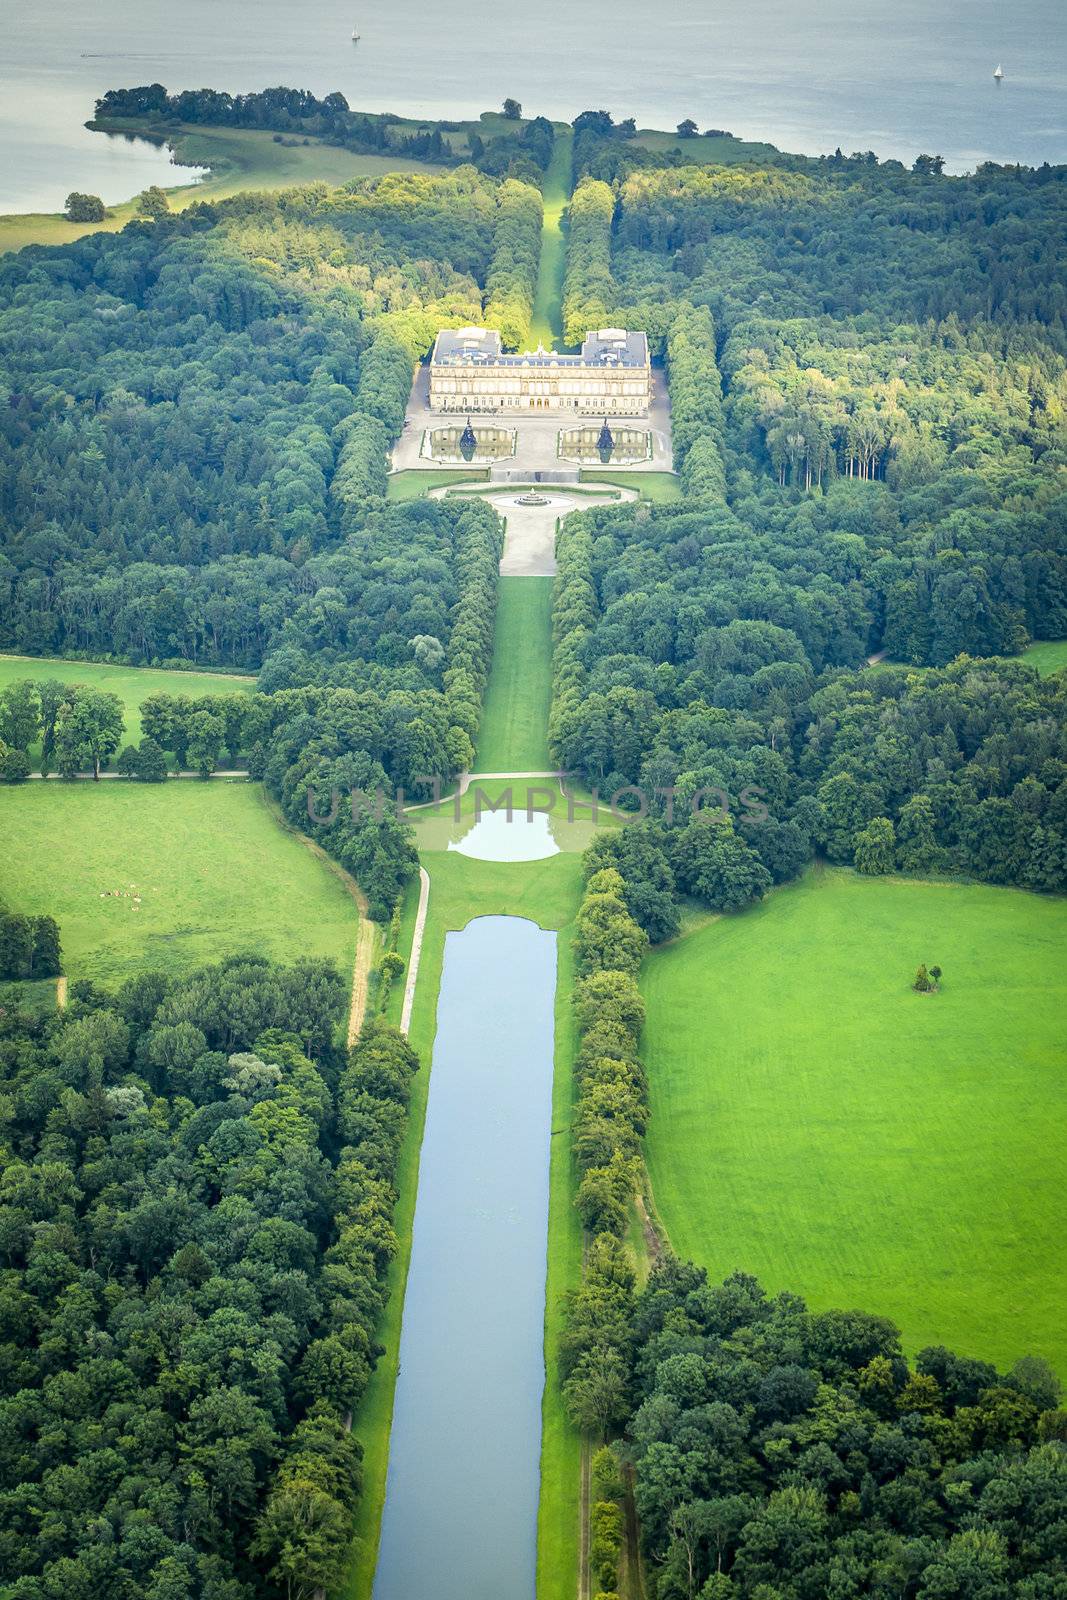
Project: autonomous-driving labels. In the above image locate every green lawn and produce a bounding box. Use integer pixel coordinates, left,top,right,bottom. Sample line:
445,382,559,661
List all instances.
632,128,784,165
0,781,359,986
0,654,253,762
0,123,447,254
529,131,573,351
1022,638,1067,676
343,847,585,1600
642,867,1067,1377
385,468,488,501
475,578,554,772
580,469,683,502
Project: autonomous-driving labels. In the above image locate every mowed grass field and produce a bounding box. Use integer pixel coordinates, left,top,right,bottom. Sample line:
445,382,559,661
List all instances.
580,469,683,502
386,469,488,501
1022,638,1067,676
0,655,254,761
642,867,1067,1377
475,578,554,772
0,781,360,985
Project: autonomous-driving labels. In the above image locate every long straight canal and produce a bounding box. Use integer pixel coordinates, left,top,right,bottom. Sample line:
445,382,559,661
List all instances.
372,915,557,1600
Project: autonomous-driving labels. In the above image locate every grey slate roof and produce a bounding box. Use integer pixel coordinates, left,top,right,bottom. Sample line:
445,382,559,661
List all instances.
431,326,649,370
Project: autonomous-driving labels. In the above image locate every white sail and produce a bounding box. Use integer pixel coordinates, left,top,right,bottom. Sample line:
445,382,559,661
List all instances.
993,63,1004,79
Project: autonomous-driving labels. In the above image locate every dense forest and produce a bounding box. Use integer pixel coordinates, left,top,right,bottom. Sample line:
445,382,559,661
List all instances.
0,958,427,1598
552,130,1067,904
0,160,516,907
569,1255,1067,1599
0,167,525,668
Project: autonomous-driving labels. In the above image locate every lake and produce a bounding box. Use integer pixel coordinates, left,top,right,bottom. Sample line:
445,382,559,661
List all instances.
372,914,557,1600
2,0,1066,210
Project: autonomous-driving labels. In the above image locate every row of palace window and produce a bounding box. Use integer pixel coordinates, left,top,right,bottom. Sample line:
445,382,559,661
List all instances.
433,380,648,397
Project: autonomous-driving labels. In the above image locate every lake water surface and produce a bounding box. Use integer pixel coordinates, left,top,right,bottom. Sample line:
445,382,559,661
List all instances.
3,0,1066,210
372,914,557,1600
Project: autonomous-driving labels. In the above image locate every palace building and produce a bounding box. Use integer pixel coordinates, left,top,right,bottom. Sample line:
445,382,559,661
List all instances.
428,326,651,415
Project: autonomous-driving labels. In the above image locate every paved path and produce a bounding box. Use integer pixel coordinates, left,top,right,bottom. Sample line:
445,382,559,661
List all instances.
487,489,636,576
26,769,247,780
347,914,375,1050
399,866,430,1037
258,792,373,1049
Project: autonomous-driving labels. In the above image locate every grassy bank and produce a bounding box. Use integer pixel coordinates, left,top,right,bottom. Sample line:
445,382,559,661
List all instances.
385,468,488,500
580,468,682,501
1022,638,1067,676
632,127,783,164
0,122,446,253
641,866,1067,1376
475,578,554,772
0,781,360,984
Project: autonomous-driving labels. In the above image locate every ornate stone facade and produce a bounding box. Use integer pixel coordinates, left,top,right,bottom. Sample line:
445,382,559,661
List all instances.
429,326,651,414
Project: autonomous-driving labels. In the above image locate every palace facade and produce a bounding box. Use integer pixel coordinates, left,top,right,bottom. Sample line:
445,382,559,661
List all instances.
429,326,651,414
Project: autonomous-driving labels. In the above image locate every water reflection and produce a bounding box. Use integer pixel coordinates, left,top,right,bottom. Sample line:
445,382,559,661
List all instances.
372,915,556,1600
448,805,560,861
559,424,650,464
426,424,516,463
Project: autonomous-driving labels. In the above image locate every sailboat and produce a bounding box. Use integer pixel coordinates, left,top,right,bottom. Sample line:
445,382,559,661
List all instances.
351,22,360,41
993,63,1004,80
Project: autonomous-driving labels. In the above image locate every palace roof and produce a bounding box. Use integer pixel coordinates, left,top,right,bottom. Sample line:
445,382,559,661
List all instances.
431,327,649,370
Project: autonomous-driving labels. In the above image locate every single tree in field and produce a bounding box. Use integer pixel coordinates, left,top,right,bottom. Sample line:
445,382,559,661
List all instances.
929,965,942,986
502,97,522,120
64,192,106,222
54,687,124,779
677,118,699,138
135,184,170,218
913,963,933,992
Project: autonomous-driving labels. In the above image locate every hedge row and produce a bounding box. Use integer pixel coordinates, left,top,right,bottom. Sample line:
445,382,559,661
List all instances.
562,178,617,345
666,303,729,497
484,178,544,350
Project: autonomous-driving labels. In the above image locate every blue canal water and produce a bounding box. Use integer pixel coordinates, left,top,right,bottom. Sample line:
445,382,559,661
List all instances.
372,914,557,1600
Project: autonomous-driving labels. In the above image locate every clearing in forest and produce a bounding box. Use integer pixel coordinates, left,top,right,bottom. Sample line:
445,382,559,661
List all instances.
0,781,360,985
0,654,253,763
641,866,1067,1377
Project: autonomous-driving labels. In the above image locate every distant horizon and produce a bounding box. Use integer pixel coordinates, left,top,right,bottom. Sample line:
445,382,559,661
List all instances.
3,0,1065,210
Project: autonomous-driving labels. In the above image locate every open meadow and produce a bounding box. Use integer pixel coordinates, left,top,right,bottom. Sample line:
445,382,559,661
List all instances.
0,780,360,985
0,655,254,763
1023,638,1067,676
641,866,1067,1377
